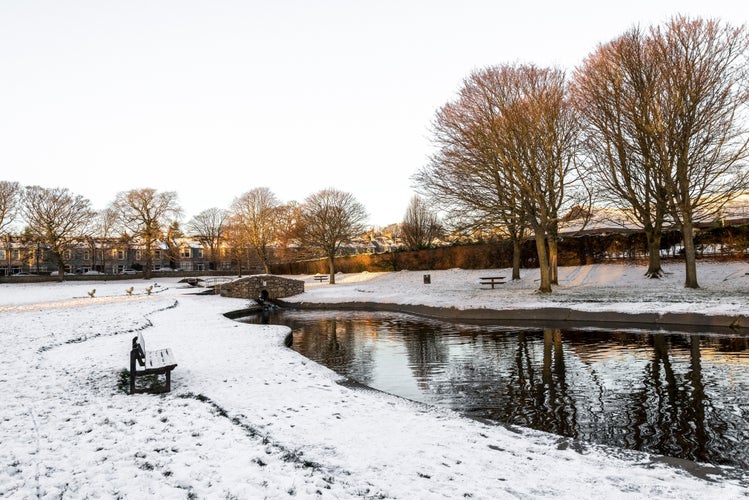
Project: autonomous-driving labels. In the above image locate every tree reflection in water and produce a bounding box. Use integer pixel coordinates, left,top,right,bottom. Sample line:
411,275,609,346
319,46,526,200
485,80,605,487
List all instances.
239,309,749,470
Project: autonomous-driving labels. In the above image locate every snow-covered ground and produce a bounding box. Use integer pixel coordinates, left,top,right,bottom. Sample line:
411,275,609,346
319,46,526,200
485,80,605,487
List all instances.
1,261,748,499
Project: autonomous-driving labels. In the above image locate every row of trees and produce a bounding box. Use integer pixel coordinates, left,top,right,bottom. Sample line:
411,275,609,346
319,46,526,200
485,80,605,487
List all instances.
0,181,375,283
416,16,749,292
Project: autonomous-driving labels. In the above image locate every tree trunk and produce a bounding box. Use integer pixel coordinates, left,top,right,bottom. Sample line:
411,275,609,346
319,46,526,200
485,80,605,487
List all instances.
144,239,153,279
328,254,336,284
511,237,521,280
682,221,699,289
645,229,664,278
55,253,65,282
547,236,558,285
534,231,552,293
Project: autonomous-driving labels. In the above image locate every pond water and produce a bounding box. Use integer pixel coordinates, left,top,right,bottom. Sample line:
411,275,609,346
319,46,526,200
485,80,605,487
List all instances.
239,309,749,471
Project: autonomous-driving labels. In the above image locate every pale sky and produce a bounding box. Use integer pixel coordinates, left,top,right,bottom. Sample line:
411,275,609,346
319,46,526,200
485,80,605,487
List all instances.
1,1,747,228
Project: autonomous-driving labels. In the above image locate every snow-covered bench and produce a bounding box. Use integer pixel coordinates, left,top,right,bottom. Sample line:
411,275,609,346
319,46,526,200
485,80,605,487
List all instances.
129,332,177,395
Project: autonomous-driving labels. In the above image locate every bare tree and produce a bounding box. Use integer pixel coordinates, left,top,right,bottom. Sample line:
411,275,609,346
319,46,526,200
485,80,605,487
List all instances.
274,201,302,265
401,195,442,250
22,186,96,280
230,187,281,274
298,188,368,284
416,65,581,290
112,188,182,279
573,17,749,287
0,181,22,275
164,221,184,270
496,66,581,292
653,17,749,288
186,208,228,271
415,67,529,280
572,27,670,278
0,181,21,235
223,214,248,277
94,207,121,273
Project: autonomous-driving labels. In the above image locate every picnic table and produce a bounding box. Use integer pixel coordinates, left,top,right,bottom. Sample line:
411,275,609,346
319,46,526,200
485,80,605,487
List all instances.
479,276,506,289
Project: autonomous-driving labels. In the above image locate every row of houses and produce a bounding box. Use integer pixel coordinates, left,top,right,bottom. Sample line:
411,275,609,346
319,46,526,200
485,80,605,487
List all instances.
0,238,211,276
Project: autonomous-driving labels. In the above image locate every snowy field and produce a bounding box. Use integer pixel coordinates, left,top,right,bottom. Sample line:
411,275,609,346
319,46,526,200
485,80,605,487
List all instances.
1,261,748,499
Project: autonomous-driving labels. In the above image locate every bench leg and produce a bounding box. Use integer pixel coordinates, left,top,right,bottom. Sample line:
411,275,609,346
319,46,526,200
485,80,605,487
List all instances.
130,354,136,395
165,370,171,392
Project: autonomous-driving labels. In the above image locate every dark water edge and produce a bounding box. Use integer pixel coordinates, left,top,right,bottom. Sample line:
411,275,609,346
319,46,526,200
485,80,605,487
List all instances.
238,308,749,474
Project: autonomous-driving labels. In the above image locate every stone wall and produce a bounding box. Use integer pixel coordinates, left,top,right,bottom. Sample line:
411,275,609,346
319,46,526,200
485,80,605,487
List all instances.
218,274,304,300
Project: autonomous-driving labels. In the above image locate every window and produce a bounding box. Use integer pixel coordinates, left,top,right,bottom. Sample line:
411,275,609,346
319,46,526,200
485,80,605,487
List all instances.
82,250,90,261
195,248,203,258
114,249,125,260
180,247,191,258
0,250,4,260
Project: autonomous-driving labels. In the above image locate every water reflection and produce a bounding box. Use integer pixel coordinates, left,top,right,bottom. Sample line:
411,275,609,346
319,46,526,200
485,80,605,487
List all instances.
239,309,749,470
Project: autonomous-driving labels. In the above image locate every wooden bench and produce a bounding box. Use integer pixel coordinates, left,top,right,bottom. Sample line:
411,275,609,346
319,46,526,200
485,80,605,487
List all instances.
313,275,329,283
479,276,506,289
129,332,177,394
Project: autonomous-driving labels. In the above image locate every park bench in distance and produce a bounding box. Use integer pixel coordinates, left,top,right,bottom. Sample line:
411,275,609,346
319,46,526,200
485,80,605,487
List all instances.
129,332,177,394
479,276,506,289
313,275,329,283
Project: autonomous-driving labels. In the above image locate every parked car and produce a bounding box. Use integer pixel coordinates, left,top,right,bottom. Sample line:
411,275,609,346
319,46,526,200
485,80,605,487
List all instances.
120,269,138,275
12,271,36,276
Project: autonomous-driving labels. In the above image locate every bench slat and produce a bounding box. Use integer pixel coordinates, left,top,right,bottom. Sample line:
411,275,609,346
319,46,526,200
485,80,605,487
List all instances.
146,348,177,369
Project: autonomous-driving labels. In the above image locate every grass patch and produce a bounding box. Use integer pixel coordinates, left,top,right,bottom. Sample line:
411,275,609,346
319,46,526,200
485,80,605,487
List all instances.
117,369,169,394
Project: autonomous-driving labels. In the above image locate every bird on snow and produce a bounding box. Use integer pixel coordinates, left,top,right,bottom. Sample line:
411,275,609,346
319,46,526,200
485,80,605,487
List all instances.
125,287,134,296
87,289,96,298
145,285,153,295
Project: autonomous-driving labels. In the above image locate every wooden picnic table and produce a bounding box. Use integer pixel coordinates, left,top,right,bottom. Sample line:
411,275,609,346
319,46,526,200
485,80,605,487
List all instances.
479,276,506,289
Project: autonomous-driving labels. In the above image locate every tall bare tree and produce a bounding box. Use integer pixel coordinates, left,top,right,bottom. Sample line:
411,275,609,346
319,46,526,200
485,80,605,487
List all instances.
496,66,581,292
417,65,581,290
401,195,442,250
112,188,182,279
572,27,670,278
653,17,749,288
22,186,96,280
298,188,368,284
574,17,749,288
415,67,529,280
231,187,281,274
187,208,228,271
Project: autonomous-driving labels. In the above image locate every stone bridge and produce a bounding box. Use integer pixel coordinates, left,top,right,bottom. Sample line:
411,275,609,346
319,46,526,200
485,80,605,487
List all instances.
218,274,304,301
